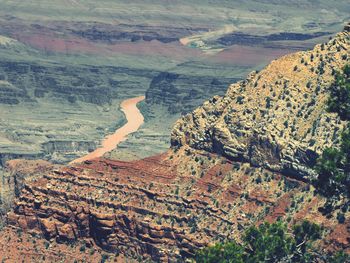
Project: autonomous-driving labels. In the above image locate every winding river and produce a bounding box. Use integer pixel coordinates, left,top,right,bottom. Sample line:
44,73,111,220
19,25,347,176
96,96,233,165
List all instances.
71,95,145,164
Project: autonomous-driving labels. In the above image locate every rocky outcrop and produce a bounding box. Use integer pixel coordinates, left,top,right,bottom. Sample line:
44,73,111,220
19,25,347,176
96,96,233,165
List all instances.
217,31,330,47
0,160,53,216
344,22,350,32
0,58,160,163
0,61,157,106
0,152,44,167
0,80,29,104
42,140,96,154
70,23,200,44
172,29,350,180
6,150,350,261
146,72,239,114
2,23,350,263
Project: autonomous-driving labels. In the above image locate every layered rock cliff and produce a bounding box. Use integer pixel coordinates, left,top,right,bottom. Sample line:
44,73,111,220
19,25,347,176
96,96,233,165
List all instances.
4,150,350,262
1,25,349,262
172,27,350,180
0,160,53,217
0,56,159,164
146,71,239,114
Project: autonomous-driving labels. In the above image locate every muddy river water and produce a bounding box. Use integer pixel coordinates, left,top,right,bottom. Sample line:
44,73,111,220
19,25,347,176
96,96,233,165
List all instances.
71,96,145,164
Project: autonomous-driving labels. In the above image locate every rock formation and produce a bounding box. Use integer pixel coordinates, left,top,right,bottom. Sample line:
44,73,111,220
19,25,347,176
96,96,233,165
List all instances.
4,149,350,261
0,160,54,216
146,72,239,114
1,25,349,262
172,27,349,181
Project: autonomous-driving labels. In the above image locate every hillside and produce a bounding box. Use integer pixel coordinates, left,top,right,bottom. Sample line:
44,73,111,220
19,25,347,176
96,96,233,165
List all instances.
0,0,349,164
172,26,350,181
0,24,349,262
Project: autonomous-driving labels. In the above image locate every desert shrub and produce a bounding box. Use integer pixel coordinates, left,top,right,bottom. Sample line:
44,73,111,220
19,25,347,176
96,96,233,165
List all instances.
80,243,86,252
195,221,325,263
327,64,350,120
236,96,244,104
314,65,350,199
314,147,344,197
196,242,244,263
336,212,346,224
292,220,321,259
255,175,262,184
328,251,350,263
101,254,109,263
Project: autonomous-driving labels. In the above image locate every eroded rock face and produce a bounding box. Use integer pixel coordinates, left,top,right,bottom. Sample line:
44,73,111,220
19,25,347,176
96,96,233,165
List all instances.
0,159,53,215
344,22,350,32
0,80,29,104
146,71,239,114
0,61,154,106
5,151,350,261
172,29,350,180
0,51,163,164
3,25,350,263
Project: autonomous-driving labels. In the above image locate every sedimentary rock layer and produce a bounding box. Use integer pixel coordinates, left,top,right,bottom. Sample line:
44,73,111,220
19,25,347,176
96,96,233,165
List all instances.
6,150,350,261
172,29,350,180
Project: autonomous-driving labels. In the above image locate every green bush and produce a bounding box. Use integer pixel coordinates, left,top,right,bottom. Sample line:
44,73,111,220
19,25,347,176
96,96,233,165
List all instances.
292,220,322,261
243,221,295,263
195,242,244,263
314,64,350,199
195,221,324,263
336,212,346,224
327,65,350,120
328,251,350,263
314,147,344,197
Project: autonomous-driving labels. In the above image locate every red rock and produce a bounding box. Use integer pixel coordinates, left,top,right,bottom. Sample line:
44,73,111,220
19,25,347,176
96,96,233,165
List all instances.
25,216,38,229
17,217,28,229
58,224,76,240
39,218,57,239
7,212,19,225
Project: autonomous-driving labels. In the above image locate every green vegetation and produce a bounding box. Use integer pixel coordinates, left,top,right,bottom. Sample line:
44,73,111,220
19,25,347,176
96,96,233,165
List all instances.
101,254,109,263
329,251,350,263
314,65,350,201
195,220,334,263
327,65,350,120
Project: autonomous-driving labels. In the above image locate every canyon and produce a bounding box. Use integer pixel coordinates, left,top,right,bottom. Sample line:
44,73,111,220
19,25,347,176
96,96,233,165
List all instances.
0,24,348,262
71,96,145,164
0,1,349,165
0,1,349,262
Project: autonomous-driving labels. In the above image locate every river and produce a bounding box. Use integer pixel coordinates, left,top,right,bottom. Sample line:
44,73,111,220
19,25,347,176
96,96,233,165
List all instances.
71,95,145,164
